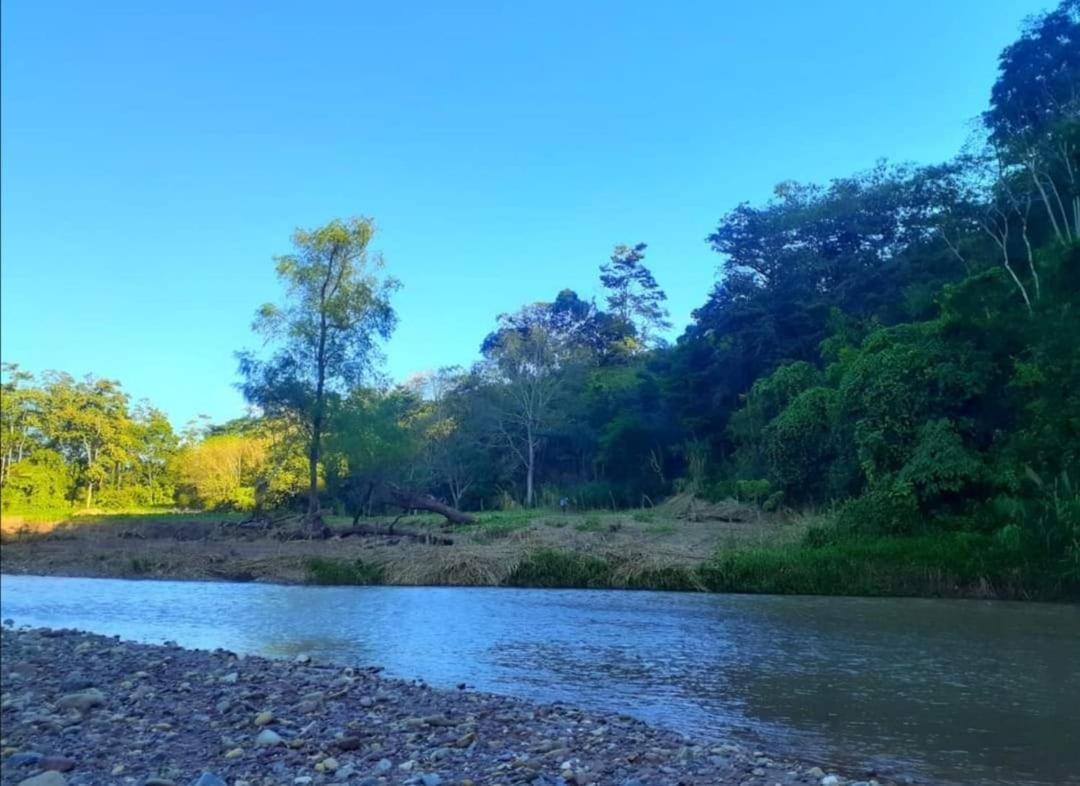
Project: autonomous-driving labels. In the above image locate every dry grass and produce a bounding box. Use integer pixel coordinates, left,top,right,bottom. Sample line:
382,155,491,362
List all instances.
0,501,804,587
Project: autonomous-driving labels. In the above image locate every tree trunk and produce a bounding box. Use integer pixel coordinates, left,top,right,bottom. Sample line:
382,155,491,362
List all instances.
525,435,535,507
85,482,93,510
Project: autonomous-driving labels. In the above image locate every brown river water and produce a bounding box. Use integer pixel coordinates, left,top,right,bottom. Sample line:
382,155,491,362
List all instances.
1,575,1077,786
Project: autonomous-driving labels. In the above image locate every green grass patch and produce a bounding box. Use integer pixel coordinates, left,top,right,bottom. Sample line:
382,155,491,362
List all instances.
573,516,604,533
699,532,1078,600
305,558,385,585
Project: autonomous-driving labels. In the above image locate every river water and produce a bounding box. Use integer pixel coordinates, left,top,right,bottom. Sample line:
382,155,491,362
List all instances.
1,575,1076,786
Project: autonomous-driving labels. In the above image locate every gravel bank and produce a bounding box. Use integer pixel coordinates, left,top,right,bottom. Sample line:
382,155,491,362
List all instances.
1,627,884,786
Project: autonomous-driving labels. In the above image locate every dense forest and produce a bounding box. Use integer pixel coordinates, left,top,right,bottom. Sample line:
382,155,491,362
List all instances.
3,2,1078,592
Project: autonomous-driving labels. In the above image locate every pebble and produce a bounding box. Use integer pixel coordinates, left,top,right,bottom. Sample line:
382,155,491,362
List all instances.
420,774,443,786
188,773,227,786
821,777,841,786
254,728,283,746
224,747,244,759
7,752,43,767
806,768,826,779
55,688,105,711
374,758,393,774
253,710,274,726
16,773,66,786
39,756,76,772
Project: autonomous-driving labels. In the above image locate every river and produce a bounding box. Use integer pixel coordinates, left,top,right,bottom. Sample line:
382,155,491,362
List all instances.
1,575,1076,786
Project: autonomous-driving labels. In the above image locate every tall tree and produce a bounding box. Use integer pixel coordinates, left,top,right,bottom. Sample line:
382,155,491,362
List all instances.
480,311,581,507
600,243,672,348
238,217,398,528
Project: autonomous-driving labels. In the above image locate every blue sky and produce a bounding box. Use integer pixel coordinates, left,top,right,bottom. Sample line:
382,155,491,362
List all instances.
1,0,1049,427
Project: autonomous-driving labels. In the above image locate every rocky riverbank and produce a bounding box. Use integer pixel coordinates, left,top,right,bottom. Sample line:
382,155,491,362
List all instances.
1,627,885,786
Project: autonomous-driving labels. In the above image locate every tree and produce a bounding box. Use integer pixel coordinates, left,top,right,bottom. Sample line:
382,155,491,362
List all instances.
41,372,133,509
1,364,43,486
238,217,398,529
600,243,672,348
480,310,583,507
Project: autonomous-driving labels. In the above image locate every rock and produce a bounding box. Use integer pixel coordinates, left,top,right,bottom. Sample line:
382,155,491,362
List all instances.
319,757,339,772
253,711,274,726
144,779,176,786
111,765,125,776
59,674,95,692
295,700,319,714
219,672,239,684
56,688,105,711
16,773,66,786
806,769,826,780
39,757,76,773
224,747,243,759
189,774,227,786
355,778,378,786
620,779,644,786
374,759,393,774
751,768,765,776
254,729,283,747
454,731,477,748
821,777,841,786
7,752,43,767
420,775,442,786
335,736,363,751
294,653,312,664
295,778,313,785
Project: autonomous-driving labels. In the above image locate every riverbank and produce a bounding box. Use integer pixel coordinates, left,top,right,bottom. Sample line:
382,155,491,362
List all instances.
1,510,1072,600
0,626,879,786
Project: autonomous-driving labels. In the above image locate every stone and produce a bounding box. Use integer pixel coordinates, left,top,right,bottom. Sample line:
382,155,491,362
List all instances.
374,759,393,774
7,752,43,767
336,736,363,751
254,729,283,747
39,758,76,773
821,778,841,786
751,768,765,776
253,711,274,726
294,653,312,664
16,773,66,786
59,674,95,692
294,778,313,785
189,774,227,786
321,758,339,772
224,748,243,759
806,769,826,780
144,779,176,786
56,688,105,711
420,775,442,786
219,672,239,685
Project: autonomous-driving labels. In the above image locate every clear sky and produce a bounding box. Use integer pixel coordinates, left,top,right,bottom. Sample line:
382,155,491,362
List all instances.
1,0,1050,427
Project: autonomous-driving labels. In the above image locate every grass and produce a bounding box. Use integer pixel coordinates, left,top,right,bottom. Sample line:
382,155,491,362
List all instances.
699,532,1079,600
305,557,385,585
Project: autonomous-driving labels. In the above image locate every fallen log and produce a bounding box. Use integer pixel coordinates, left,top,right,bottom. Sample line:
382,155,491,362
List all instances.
384,486,477,525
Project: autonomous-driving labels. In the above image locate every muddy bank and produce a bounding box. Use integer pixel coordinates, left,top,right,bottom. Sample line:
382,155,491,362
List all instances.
0,627,883,786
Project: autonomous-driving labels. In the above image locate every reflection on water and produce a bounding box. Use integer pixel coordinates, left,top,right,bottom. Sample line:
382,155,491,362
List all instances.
1,575,1077,786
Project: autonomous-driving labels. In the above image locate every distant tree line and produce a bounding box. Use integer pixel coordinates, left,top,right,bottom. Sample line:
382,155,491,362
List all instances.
2,2,1077,578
